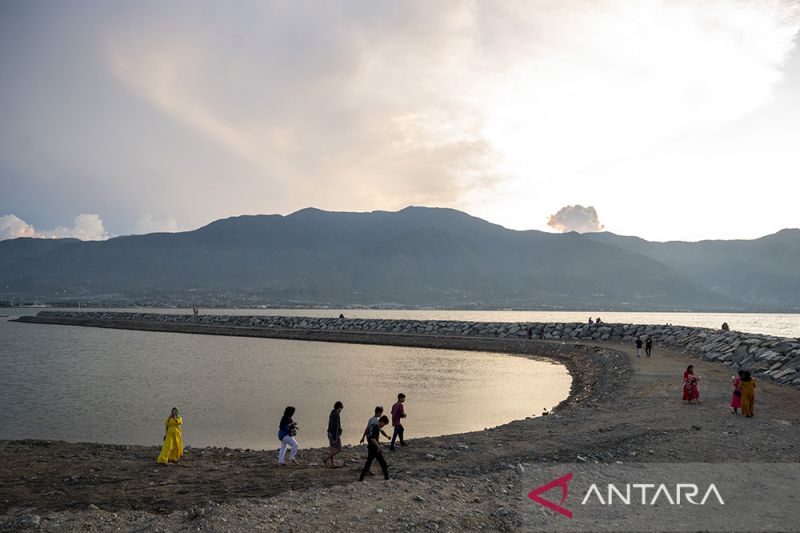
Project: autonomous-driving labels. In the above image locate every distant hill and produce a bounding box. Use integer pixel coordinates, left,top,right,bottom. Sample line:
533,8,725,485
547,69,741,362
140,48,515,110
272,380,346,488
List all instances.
0,207,797,311
584,229,800,310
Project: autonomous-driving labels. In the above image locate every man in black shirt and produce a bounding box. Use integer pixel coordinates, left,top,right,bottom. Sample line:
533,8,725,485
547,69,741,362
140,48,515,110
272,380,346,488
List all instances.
359,415,390,481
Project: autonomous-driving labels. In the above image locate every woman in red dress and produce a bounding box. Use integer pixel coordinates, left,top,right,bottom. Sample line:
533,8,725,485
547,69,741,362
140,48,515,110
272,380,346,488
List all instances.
683,365,695,402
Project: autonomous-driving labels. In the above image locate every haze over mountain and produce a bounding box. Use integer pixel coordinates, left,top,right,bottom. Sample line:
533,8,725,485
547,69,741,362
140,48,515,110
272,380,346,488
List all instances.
0,207,797,311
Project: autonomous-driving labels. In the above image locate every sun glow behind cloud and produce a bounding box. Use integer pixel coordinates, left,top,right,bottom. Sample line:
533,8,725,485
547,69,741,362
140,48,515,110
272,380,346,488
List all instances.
462,1,800,237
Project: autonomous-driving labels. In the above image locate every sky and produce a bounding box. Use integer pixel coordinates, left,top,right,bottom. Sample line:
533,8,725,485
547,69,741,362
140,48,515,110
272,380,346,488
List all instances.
1,0,799,242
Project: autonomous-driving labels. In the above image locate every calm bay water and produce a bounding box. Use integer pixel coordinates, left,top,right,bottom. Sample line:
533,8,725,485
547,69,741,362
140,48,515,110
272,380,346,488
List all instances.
2,307,797,449
0,317,569,449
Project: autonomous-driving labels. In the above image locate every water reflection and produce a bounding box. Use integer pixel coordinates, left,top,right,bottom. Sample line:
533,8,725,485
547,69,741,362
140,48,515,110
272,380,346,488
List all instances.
0,321,570,449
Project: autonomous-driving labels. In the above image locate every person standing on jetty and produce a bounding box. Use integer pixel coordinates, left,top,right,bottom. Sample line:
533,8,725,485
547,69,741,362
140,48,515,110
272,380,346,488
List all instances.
740,371,756,417
389,393,407,451
635,336,643,358
157,407,183,465
645,336,653,357
731,370,744,414
324,401,344,468
359,415,390,481
278,406,299,465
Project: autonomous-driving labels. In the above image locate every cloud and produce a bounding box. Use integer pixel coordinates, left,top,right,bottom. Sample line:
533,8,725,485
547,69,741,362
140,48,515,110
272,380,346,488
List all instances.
0,214,110,241
134,214,182,234
547,205,605,233
104,2,501,212
0,215,37,239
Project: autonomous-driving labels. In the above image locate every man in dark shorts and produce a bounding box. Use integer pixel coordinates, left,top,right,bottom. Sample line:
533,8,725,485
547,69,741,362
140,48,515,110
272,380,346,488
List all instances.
359,415,390,481
324,401,343,467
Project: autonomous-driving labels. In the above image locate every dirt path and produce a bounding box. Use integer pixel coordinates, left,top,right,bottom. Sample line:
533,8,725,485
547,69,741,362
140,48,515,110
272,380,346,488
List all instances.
2,336,799,531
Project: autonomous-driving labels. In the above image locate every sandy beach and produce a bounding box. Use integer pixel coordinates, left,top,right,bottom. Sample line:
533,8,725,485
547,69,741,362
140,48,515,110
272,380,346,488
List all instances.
2,334,799,531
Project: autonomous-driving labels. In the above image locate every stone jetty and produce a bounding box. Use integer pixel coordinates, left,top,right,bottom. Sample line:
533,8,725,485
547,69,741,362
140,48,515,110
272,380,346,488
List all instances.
21,310,800,389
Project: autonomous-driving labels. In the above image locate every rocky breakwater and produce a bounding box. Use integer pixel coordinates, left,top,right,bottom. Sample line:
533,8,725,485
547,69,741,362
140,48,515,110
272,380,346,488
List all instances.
26,310,800,389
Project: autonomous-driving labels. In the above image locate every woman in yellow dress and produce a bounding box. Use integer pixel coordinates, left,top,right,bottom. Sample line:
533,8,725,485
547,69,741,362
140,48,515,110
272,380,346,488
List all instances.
157,407,183,464
740,371,756,418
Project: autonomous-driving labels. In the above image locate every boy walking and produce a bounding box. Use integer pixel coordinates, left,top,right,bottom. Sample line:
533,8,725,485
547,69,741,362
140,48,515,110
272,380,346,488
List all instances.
359,415,390,481
360,406,390,444
324,401,344,468
389,393,407,451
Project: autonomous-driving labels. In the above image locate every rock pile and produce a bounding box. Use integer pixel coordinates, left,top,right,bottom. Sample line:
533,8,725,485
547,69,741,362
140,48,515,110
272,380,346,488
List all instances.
33,311,800,389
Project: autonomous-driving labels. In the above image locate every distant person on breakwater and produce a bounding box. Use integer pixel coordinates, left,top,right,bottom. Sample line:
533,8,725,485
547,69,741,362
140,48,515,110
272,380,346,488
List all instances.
339,313,345,319
157,407,183,465
595,317,603,324
360,406,390,444
324,401,344,468
635,336,643,358
740,371,756,417
359,415,390,481
389,393,407,451
278,406,299,465
527,325,533,339
645,336,653,357
721,322,730,331
731,370,744,414
588,317,594,324
193,307,198,316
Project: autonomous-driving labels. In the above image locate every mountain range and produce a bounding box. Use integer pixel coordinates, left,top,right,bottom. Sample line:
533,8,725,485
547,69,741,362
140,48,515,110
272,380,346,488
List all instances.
1,207,798,311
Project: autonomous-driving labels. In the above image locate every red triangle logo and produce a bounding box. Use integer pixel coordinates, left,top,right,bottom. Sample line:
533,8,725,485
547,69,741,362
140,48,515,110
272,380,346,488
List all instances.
527,472,573,518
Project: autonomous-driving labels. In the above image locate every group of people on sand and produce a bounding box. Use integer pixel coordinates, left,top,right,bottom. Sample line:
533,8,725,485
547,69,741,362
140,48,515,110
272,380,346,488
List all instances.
681,365,757,417
156,394,409,481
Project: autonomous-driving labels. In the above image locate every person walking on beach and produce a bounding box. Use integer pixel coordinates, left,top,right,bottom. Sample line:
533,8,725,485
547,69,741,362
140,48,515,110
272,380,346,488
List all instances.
682,365,700,403
683,365,695,402
157,407,183,465
645,336,653,357
730,370,744,414
360,406,390,444
278,406,299,465
359,415,390,481
324,401,344,468
389,393,407,451
635,336,643,358
740,371,756,417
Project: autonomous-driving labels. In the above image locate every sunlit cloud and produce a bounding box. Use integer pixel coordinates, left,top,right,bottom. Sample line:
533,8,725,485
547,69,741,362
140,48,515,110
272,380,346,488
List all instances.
105,2,499,210
0,214,110,241
547,205,604,233
0,215,37,239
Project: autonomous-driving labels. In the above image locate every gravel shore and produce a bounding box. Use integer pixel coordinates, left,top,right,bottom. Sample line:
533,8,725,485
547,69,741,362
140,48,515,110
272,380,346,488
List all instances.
2,333,799,532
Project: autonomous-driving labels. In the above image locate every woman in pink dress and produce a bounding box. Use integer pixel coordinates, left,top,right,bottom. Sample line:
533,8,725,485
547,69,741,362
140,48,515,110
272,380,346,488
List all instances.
730,370,744,414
